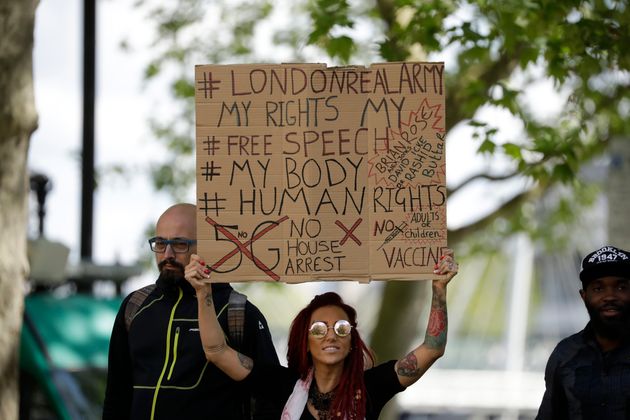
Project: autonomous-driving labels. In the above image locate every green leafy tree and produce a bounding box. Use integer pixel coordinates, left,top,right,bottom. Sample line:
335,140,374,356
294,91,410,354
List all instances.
133,0,630,379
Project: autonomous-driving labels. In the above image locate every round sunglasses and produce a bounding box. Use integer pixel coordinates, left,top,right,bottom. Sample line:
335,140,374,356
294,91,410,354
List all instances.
308,320,353,339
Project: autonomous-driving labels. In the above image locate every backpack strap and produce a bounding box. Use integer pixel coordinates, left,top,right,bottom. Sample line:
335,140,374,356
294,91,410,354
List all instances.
124,284,156,331
227,289,247,349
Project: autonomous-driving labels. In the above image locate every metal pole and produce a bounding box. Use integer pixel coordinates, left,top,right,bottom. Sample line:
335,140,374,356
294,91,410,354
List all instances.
505,233,534,371
81,0,96,260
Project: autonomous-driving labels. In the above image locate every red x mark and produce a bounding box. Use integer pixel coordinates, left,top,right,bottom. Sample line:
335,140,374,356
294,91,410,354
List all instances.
205,216,289,281
335,218,363,246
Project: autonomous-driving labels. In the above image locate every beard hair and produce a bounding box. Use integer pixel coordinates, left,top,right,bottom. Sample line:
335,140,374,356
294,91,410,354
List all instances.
586,301,630,340
157,258,186,288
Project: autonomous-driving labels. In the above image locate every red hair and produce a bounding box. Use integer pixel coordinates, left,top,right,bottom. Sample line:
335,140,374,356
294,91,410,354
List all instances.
287,292,375,419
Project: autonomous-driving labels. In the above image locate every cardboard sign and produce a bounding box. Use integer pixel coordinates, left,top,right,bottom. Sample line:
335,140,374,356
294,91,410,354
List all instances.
195,62,447,282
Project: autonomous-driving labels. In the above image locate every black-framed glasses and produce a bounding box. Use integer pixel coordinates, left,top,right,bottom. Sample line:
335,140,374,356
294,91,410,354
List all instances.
308,320,353,339
148,237,197,253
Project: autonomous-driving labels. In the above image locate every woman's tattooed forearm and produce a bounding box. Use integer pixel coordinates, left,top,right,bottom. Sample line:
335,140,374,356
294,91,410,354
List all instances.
237,353,254,371
425,285,447,349
204,291,213,307
396,351,421,377
204,341,226,354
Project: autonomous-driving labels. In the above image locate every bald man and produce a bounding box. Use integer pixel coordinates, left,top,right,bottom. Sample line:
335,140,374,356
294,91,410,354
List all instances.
103,204,280,420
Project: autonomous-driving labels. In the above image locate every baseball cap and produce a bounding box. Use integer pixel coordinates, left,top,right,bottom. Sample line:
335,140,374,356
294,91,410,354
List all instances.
579,245,630,284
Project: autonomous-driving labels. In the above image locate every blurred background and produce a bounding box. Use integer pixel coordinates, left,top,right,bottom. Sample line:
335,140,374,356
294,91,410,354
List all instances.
18,0,629,419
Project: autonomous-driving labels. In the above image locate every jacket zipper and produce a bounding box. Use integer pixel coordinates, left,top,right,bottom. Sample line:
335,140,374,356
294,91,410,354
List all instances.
150,287,183,420
167,326,180,380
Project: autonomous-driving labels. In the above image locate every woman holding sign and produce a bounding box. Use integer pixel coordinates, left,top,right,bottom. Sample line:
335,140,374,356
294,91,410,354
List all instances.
185,249,458,419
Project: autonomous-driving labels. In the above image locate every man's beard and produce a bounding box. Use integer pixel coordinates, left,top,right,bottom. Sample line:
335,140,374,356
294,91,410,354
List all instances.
585,300,630,340
157,258,186,288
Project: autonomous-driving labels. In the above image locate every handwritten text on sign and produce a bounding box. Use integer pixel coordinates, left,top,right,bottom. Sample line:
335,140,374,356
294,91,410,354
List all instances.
195,62,447,282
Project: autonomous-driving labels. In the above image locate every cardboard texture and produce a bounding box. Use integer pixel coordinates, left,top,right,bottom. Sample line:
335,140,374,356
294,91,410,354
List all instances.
195,62,447,283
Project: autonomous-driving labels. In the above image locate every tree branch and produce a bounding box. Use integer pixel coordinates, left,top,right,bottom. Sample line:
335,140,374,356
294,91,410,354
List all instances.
445,43,526,130
448,170,521,196
448,186,543,245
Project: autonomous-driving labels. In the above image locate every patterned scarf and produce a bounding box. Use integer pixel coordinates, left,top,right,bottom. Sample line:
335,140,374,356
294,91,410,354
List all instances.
281,369,313,420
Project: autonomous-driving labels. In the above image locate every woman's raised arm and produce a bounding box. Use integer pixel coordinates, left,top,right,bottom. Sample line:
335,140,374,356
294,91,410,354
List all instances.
394,248,458,388
185,254,254,381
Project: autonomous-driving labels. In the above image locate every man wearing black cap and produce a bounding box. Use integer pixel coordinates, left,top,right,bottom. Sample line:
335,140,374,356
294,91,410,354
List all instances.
537,245,630,420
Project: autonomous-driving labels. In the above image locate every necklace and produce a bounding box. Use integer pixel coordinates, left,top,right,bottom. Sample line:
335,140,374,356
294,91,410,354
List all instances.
308,382,336,419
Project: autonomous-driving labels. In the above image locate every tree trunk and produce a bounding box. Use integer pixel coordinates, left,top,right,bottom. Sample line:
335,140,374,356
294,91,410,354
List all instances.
607,137,630,250
370,281,430,360
0,1,39,419
369,281,430,420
